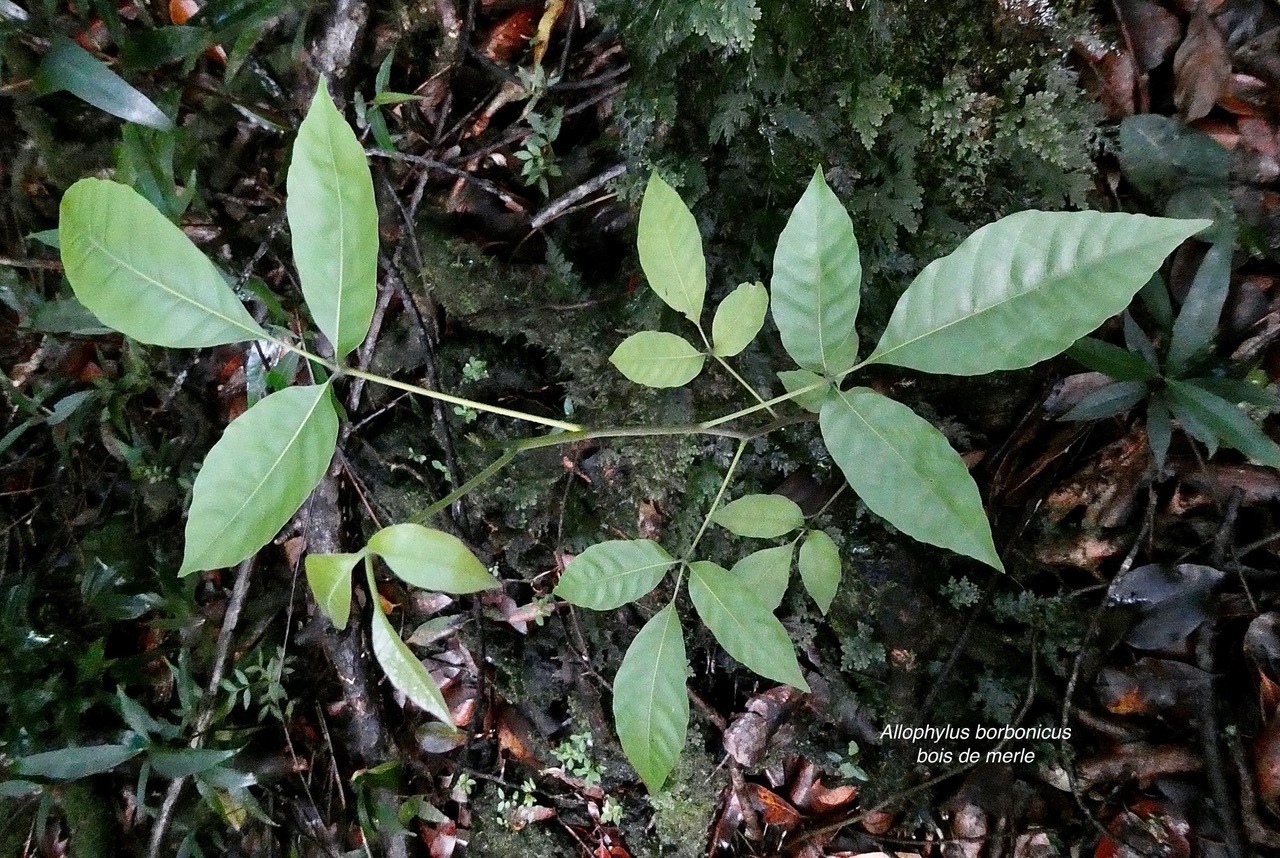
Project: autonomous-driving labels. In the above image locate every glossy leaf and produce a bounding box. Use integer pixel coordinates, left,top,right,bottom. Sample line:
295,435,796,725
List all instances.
1124,314,1160,372
1167,242,1230,377
867,211,1210,375
711,494,804,538
1066,338,1157,382
1059,381,1149,422
1148,394,1173,472
287,81,378,360
820,387,1003,570
637,173,705,323
60,179,266,348
777,369,831,413
555,539,675,610
798,530,840,614
610,331,705,388
149,747,240,779
305,552,360,629
771,170,861,375
711,281,768,357
370,602,454,725
180,384,338,575
1187,377,1280,410
1119,115,1229,197
613,603,688,792
14,745,142,780
731,544,793,611
34,37,173,130
688,561,808,690
1167,379,1280,467
367,524,498,594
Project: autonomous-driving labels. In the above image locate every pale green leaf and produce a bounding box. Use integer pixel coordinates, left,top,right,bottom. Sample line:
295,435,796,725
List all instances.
1167,379,1280,467
819,387,1003,570
610,331,705,388
614,603,688,792
711,281,768,357
180,384,338,575
688,561,808,690
637,173,706,323
730,544,793,611
711,494,804,538
305,552,360,629
367,524,498,594
60,179,266,348
867,211,1211,374
34,36,173,130
555,539,675,610
149,747,240,779
370,603,454,725
771,169,861,375
287,81,379,359
14,745,142,780
798,530,840,614
777,369,832,413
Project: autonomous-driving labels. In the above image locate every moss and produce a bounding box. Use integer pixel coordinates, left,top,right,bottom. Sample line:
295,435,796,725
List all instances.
645,725,721,857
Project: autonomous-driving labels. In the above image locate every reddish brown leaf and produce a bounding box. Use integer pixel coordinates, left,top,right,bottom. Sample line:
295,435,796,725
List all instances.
1076,744,1202,788
1116,0,1181,71
1219,73,1272,117
1256,715,1280,806
1175,13,1233,121
1075,40,1137,118
859,809,894,835
480,8,538,63
1097,658,1210,717
746,783,801,829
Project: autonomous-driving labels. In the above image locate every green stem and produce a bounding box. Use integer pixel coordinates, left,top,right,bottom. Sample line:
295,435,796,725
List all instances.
810,483,847,520
685,438,747,559
413,449,518,524
712,354,778,418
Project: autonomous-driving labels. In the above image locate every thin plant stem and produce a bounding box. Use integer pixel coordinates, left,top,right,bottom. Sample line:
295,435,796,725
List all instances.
712,353,778,418
414,449,518,524
685,438,747,559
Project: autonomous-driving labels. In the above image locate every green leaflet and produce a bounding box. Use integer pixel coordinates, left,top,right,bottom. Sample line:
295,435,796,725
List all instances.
367,524,499,594
180,384,339,575
777,369,832,413
613,603,688,793
370,601,454,725
730,544,793,611
287,81,379,360
610,331,705,388
305,552,361,629
60,179,266,348
637,173,706,324
711,281,768,357
34,36,173,130
1166,379,1280,468
798,529,840,614
867,211,1210,375
688,561,808,690
149,747,241,779
770,169,861,375
14,745,142,780
554,539,675,610
711,494,804,538
819,387,1003,571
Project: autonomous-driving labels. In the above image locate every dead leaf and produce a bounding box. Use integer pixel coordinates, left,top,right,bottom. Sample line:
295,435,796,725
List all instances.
1097,658,1211,717
1116,0,1181,71
1175,13,1232,121
1076,744,1202,788
1075,40,1137,118
1107,563,1225,650
746,783,801,829
479,8,538,63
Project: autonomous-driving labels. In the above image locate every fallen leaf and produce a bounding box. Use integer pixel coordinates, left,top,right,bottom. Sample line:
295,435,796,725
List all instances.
1174,13,1232,121
479,8,538,63
1107,563,1224,650
746,783,801,829
1116,0,1181,71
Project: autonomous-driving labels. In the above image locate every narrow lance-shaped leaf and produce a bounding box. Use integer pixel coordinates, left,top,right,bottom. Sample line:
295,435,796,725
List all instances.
798,529,840,614
688,561,808,690
711,494,804,539
614,603,689,792
287,80,379,359
771,169,861,375
819,387,1003,570
711,281,768,357
637,173,706,323
1059,381,1149,422
149,747,241,779
731,544,793,611
370,599,454,726
367,524,499,593
14,745,143,780
1167,379,1280,467
34,36,173,130
181,384,338,575
1066,337,1157,382
555,540,675,610
610,331,705,389
60,179,266,347
305,552,361,629
1167,242,1231,376
867,211,1210,375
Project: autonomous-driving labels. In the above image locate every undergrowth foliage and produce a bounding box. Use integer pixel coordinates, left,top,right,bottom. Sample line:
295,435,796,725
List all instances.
50,80,1208,794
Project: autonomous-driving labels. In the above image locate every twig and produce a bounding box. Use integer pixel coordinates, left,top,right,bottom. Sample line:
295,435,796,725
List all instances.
1196,626,1247,858
368,149,526,211
529,164,625,230
0,256,61,271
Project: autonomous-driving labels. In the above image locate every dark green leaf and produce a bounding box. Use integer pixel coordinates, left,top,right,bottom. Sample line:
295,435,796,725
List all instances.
367,524,498,594
1139,274,1174,333
14,745,142,780
33,37,173,130
22,297,112,336
149,747,240,779
1118,115,1228,197
1167,243,1231,377
1186,376,1280,410
1148,394,1173,473
555,540,675,610
711,494,804,538
1123,314,1160,372
1066,337,1157,382
1059,381,1149,422
1167,379,1280,466
613,603,688,792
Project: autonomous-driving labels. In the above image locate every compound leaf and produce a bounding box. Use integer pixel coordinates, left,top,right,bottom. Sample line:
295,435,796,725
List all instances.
181,384,338,575
367,524,498,594
287,81,378,360
712,494,804,538
304,552,360,629
730,544,793,611
820,387,1002,570
370,601,454,725
60,178,266,348
1167,379,1280,467
610,331,705,388
14,745,142,780
555,540,675,610
688,561,808,690
771,169,861,375
711,281,768,357
867,211,1210,374
614,603,688,793
637,173,705,323
798,529,840,614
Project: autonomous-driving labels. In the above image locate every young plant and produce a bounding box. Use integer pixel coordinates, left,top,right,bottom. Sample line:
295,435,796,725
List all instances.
55,78,1208,795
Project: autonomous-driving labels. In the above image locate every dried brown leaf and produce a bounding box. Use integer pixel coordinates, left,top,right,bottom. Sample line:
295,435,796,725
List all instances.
1116,0,1182,71
1175,13,1232,121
